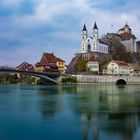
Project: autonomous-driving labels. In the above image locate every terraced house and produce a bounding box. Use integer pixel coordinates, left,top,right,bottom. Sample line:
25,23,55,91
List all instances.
106,60,140,76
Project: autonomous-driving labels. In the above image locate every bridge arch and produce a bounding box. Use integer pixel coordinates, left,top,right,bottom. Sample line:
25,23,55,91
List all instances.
116,79,126,85
0,69,59,84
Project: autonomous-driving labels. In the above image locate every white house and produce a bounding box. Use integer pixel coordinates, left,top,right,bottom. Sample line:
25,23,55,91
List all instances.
86,61,99,73
107,60,130,75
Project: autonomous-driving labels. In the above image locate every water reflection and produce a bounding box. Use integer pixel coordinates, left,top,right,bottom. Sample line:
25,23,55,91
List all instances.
1,84,140,140
70,84,140,140
34,84,140,140
36,86,64,118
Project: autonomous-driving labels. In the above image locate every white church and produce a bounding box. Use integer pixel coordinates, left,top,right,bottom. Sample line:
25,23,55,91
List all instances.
81,22,108,54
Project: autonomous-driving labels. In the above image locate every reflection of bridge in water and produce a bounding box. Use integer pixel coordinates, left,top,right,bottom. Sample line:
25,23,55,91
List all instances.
0,68,60,83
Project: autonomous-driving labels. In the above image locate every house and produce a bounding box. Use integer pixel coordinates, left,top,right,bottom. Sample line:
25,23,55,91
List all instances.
35,52,65,74
86,61,99,74
106,60,130,75
127,63,140,76
16,62,34,79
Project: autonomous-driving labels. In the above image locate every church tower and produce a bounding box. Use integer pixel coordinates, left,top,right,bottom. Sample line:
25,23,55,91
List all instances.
92,22,98,51
81,24,87,53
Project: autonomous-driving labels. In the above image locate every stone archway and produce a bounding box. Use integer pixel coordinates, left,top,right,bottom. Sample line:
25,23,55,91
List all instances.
116,79,126,85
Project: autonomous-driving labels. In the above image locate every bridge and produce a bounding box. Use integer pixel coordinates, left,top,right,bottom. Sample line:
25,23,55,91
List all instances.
0,68,60,84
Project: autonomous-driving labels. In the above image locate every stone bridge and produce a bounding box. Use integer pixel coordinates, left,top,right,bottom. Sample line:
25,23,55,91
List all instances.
74,75,140,84
0,68,60,83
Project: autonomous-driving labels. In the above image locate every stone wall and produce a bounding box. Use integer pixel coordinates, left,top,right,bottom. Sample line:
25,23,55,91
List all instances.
74,75,140,84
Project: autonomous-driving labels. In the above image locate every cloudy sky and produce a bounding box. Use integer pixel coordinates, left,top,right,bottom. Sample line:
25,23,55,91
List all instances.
0,0,140,66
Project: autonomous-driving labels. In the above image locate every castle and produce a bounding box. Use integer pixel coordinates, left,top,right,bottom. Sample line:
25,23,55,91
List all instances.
117,23,137,53
81,22,108,54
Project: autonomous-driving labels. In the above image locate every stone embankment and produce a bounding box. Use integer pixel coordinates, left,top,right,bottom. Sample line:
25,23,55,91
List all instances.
62,75,140,84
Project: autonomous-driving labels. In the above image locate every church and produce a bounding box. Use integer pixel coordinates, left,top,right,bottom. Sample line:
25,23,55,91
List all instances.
81,22,108,54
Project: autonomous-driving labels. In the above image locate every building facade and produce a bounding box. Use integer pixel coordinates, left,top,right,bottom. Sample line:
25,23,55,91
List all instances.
86,61,99,73
35,52,65,74
106,60,140,76
81,22,108,54
107,60,130,75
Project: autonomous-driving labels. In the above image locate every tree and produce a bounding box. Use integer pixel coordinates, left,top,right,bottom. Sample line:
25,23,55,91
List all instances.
75,56,87,72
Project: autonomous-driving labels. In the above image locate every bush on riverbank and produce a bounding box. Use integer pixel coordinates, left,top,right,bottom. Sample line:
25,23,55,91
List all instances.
61,76,77,84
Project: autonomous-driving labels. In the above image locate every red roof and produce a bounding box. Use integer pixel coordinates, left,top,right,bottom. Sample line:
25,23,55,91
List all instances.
35,52,65,67
112,60,128,66
16,62,34,71
128,63,140,71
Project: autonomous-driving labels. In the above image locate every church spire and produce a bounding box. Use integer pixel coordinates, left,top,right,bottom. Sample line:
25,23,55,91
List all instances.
82,24,87,31
93,22,98,29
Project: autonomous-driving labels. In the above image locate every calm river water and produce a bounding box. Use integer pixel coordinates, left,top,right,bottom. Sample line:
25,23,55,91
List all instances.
0,84,140,140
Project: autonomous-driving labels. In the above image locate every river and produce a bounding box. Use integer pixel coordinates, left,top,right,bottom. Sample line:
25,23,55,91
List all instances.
0,84,140,140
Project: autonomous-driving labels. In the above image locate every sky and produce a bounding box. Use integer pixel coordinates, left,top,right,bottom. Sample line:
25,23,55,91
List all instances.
0,0,140,67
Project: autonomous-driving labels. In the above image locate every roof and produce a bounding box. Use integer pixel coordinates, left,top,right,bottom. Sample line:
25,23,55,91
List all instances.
112,60,128,66
93,22,98,29
99,39,108,45
127,63,140,71
82,24,87,31
16,62,34,71
43,52,64,62
124,23,131,30
118,23,131,31
35,52,65,66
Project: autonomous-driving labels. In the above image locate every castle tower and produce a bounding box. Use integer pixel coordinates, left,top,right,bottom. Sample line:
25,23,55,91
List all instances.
92,22,99,51
81,24,88,53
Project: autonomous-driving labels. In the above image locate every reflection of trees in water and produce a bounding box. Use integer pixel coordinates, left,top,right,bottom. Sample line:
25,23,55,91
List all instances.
36,86,64,118
80,112,139,140
71,84,140,140
35,84,140,139
106,112,138,140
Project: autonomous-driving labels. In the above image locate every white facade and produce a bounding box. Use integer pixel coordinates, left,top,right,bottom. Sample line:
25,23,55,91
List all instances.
87,61,99,72
107,60,130,75
81,23,108,54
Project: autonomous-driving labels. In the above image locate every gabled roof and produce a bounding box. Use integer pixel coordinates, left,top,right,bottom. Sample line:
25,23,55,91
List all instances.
35,52,65,67
127,63,140,71
16,62,34,71
112,60,128,66
118,23,131,31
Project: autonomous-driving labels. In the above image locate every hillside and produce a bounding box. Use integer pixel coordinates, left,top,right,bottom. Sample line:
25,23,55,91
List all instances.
68,34,138,73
